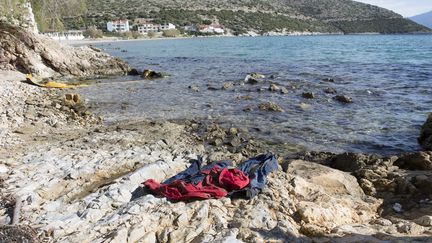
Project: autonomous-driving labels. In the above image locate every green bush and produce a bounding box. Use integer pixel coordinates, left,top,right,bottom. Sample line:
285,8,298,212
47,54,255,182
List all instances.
162,29,180,37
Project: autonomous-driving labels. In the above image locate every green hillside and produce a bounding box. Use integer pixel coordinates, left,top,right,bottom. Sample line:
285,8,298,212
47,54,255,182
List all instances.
60,0,431,34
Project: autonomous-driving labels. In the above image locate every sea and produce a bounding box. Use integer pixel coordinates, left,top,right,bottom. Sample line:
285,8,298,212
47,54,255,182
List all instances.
78,35,432,155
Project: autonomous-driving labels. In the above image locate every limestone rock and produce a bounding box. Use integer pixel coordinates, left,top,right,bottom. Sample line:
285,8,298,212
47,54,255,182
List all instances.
419,113,432,150
286,160,379,233
0,22,129,77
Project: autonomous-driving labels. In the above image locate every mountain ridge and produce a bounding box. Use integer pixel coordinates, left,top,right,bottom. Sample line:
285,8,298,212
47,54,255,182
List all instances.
66,0,430,34
410,10,432,29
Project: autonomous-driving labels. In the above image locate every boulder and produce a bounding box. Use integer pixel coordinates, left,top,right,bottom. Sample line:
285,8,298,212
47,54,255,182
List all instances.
394,152,432,170
258,102,284,112
334,95,353,104
329,153,368,172
0,22,129,78
302,92,315,99
286,160,379,231
268,84,280,92
324,88,337,94
245,73,265,84
419,114,432,150
142,70,163,79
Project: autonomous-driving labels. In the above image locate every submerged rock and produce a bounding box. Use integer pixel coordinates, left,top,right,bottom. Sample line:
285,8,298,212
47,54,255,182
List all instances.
258,102,284,112
334,95,353,104
0,22,129,77
419,113,432,151
142,70,163,79
222,82,234,90
128,68,140,76
322,78,335,82
324,88,337,94
188,85,200,92
302,92,315,99
268,84,280,92
245,73,265,84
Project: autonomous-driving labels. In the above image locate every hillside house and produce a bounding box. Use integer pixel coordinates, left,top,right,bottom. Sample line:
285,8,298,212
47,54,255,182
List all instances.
107,20,130,32
199,24,225,34
135,19,176,34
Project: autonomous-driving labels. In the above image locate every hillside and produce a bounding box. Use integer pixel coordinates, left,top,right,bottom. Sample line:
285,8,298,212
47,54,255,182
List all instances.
65,0,429,34
410,10,432,29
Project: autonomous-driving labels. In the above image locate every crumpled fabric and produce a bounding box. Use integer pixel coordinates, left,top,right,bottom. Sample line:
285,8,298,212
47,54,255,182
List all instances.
143,153,278,201
144,166,249,201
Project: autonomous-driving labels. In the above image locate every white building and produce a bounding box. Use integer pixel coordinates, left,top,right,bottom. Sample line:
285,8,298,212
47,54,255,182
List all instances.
199,24,225,34
43,30,85,41
107,20,130,32
136,19,176,34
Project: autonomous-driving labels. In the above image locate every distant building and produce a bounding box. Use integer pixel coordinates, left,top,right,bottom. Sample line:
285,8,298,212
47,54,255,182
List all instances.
42,30,85,41
107,20,130,32
199,24,225,34
135,19,176,34
184,25,198,32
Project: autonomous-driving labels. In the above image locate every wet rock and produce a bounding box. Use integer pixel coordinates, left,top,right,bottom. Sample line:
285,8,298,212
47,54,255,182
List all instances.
302,92,315,99
243,106,254,112
280,87,289,94
322,78,335,82
419,113,432,151
222,82,233,90
334,95,353,104
268,84,280,92
142,70,163,79
245,73,265,84
324,88,337,94
329,153,368,173
128,68,140,76
258,102,284,112
414,216,432,227
394,152,432,170
188,85,200,92
298,103,311,110
236,95,252,100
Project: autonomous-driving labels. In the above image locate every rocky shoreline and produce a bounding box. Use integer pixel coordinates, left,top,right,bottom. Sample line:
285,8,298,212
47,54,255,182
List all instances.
1,69,432,242
1,25,432,242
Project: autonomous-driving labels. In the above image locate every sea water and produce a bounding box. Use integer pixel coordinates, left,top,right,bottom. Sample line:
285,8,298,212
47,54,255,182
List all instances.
78,35,432,155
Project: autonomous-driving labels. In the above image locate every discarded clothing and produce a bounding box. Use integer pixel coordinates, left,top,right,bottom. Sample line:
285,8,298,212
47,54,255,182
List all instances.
142,153,278,201
231,153,278,199
144,166,249,201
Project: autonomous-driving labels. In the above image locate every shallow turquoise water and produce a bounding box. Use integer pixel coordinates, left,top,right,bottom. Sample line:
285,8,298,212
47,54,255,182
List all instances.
79,35,432,154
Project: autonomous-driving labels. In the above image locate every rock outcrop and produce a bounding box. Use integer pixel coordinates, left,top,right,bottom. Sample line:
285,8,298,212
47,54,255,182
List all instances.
0,22,129,78
419,113,432,150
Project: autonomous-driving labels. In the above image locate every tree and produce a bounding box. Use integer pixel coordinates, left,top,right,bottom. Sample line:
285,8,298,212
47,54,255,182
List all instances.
31,0,87,32
83,26,103,38
162,29,180,37
147,31,156,38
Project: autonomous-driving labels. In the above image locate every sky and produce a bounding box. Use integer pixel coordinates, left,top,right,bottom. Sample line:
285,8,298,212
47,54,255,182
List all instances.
355,0,432,17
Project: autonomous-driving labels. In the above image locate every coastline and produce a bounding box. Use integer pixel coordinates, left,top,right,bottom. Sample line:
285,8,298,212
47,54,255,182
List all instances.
1,69,432,242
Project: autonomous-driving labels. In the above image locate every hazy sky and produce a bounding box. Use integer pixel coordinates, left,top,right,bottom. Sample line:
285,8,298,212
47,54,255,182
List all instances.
355,0,432,17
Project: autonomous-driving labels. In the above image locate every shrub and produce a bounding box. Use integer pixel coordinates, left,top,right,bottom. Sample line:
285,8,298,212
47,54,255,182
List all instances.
162,29,180,37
